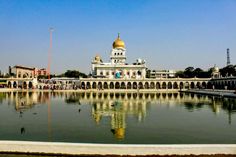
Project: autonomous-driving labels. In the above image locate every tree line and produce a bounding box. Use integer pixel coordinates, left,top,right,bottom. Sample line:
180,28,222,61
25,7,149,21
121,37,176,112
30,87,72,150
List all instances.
175,65,236,78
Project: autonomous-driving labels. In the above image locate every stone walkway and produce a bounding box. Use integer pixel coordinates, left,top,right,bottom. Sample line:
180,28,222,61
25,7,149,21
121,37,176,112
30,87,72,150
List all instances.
182,89,236,98
1,141,236,156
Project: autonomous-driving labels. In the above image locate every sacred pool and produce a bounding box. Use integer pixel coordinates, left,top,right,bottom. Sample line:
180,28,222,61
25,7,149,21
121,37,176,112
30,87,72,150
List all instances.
0,91,236,144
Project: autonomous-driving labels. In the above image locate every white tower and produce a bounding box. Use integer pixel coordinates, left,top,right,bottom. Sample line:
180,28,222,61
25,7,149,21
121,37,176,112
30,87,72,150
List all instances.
110,33,126,64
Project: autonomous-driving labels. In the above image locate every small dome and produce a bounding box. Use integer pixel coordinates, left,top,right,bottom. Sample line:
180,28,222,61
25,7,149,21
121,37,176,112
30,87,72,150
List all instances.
95,55,101,61
112,33,125,49
213,65,219,73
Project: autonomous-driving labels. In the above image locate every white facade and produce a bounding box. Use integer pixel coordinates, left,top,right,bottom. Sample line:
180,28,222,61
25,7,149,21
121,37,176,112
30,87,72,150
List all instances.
91,35,146,79
149,70,176,78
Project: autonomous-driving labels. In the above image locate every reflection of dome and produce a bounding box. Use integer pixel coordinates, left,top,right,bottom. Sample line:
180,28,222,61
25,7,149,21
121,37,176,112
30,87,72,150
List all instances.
112,34,125,49
115,128,125,139
93,113,101,124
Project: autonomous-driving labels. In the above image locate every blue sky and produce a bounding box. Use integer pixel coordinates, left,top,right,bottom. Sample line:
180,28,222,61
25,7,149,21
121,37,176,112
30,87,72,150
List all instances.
0,0,235,74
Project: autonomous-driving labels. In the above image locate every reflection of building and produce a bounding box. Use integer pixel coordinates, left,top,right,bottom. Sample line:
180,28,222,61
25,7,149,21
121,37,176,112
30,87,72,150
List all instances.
5,92,50,111
91,34,146,79
91,100,148,139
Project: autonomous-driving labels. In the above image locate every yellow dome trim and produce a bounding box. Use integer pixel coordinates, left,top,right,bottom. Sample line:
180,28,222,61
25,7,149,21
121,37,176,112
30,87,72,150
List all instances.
112,33,125,49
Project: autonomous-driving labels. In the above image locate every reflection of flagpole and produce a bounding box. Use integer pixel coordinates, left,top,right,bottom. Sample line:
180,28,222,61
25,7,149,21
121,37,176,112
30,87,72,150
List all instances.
47,92,52,141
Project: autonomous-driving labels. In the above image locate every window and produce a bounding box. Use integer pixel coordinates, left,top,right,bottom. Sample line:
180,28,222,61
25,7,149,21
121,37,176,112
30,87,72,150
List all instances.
121,53,123,55
100,72,103,75
106,72,109,75
127,72,130,75
114,53,116,55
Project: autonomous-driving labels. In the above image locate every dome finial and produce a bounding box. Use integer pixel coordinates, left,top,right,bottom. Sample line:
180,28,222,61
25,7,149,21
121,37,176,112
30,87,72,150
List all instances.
118,33,120,39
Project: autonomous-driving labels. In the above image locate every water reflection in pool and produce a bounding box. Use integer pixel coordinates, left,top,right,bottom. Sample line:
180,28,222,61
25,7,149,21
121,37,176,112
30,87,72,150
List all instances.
0,91,236,144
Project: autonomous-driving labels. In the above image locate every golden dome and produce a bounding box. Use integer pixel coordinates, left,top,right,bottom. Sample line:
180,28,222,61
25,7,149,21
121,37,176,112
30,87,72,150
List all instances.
112,33,125,49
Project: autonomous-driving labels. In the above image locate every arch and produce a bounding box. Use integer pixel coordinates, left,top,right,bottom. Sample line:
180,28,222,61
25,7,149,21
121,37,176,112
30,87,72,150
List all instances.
179,82,184,89
162,82,166,89
8,82,12,88
127,82,132,89
86,82,91,89
231,81,235,89
202,82,207,89
185,82,189,89
23,73,28,78
23,82,27,89
138,82,143,89
156,82,161,89
81,82,86,89
28,82,33,89
104,82,108,89
196,82,201,89
115,82,120,89
13,81,17,88
92,82,96,89
173,82,178,89
167,82,172,89
144,82,149,89
121,82,126,89
110,82,114,89
150,82,155,89
133,82,137,89
98,82,102,89
190,82,195,89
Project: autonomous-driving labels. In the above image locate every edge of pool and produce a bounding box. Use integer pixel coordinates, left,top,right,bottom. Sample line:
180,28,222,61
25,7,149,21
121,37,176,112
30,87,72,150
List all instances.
1,141,236,156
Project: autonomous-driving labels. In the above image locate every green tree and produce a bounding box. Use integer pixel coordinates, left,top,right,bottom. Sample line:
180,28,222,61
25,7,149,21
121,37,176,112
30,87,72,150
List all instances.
184,66,194,78
220,65,236,77
175,70,184,78
63,70,87,78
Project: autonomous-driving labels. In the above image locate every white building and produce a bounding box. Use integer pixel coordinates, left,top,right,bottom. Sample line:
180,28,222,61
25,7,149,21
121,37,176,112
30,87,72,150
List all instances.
149,70,176,78
91,34,146,79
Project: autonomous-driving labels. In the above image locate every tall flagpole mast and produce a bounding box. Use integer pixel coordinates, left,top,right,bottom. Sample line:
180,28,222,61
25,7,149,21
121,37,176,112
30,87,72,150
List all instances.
48,27,54,80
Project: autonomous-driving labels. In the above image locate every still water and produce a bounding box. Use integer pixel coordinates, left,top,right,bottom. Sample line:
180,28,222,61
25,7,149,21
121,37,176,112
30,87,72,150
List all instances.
0,91,236,144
